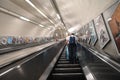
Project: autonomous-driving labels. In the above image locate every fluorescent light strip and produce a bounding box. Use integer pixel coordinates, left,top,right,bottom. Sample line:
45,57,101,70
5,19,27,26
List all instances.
56,14,60,19
39,24,44,27
25,0,54,24
0,7,45,28
20,16,30,21
0,7,30,22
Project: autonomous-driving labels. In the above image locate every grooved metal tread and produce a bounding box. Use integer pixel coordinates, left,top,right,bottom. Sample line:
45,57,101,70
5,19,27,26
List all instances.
52,73,83,76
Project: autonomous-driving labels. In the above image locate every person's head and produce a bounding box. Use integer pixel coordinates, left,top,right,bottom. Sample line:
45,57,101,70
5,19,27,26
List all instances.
71,33,74,35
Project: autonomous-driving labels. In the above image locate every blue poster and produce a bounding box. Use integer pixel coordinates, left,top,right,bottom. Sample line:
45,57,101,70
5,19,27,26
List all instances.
7,37,13,44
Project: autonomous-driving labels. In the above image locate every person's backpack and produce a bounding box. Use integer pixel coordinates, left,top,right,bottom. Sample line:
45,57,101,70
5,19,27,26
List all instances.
69,36,76,44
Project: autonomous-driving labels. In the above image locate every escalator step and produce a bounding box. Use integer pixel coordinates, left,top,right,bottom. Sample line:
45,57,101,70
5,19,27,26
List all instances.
57,61,70,64
59,59,69,61
56,64,80,68
60,57,66,59
53,67,82,73
51,73,85,80
60,55,66,57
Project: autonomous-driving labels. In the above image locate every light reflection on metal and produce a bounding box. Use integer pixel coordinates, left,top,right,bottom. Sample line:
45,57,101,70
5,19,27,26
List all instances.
16,65,21,68
0,67,14,76
83,66,95,80
16,65,25,76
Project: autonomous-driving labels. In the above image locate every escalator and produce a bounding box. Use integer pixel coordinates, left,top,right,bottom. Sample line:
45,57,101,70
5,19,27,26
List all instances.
47,49,86,80
87,62,120,80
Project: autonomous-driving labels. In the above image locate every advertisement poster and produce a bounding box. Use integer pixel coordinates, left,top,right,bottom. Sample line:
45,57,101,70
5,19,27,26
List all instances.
94,15,110,48
84,24,91,44
89,21,97,45
7,36,13,44
108,3,120,52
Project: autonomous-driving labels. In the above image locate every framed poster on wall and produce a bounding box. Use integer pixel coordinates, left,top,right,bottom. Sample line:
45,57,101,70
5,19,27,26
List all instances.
84,24,91,44
94,14,110,48
108,2,120,53
89,21,98,46
7,36,13,44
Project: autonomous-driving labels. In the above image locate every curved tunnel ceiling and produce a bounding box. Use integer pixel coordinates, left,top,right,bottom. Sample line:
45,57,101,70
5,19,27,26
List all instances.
56,0,118,32
0,0,118,37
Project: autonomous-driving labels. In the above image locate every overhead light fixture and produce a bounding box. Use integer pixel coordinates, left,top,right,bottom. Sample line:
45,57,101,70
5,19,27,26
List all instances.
39,24,44,27
20,16,30,21
0,7,30,22
56,14,60,19
25,0,54,24
0,7,45,28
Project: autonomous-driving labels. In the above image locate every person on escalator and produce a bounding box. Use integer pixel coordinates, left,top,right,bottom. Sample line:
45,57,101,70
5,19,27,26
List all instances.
66,33,78,64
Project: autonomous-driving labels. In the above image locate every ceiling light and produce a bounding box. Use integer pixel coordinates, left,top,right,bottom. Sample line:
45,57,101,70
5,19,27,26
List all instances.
49,19,54,24
56,14,61,19
20,16,30,21
39,24,44,27
0,7,46,28
25,0,54,24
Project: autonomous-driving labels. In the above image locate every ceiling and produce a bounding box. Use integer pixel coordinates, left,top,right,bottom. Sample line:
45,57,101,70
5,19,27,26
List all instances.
0,0,118,34
56,0,118,31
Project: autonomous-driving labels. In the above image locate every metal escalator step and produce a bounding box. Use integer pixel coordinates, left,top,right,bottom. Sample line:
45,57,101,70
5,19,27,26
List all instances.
61,55,66,57
60,57,66,59
53,68,82,73
60,58,66,59
57,61,70,64
51,73,85,80
59,59,68,61
52,73,83,76
56,64,80,68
